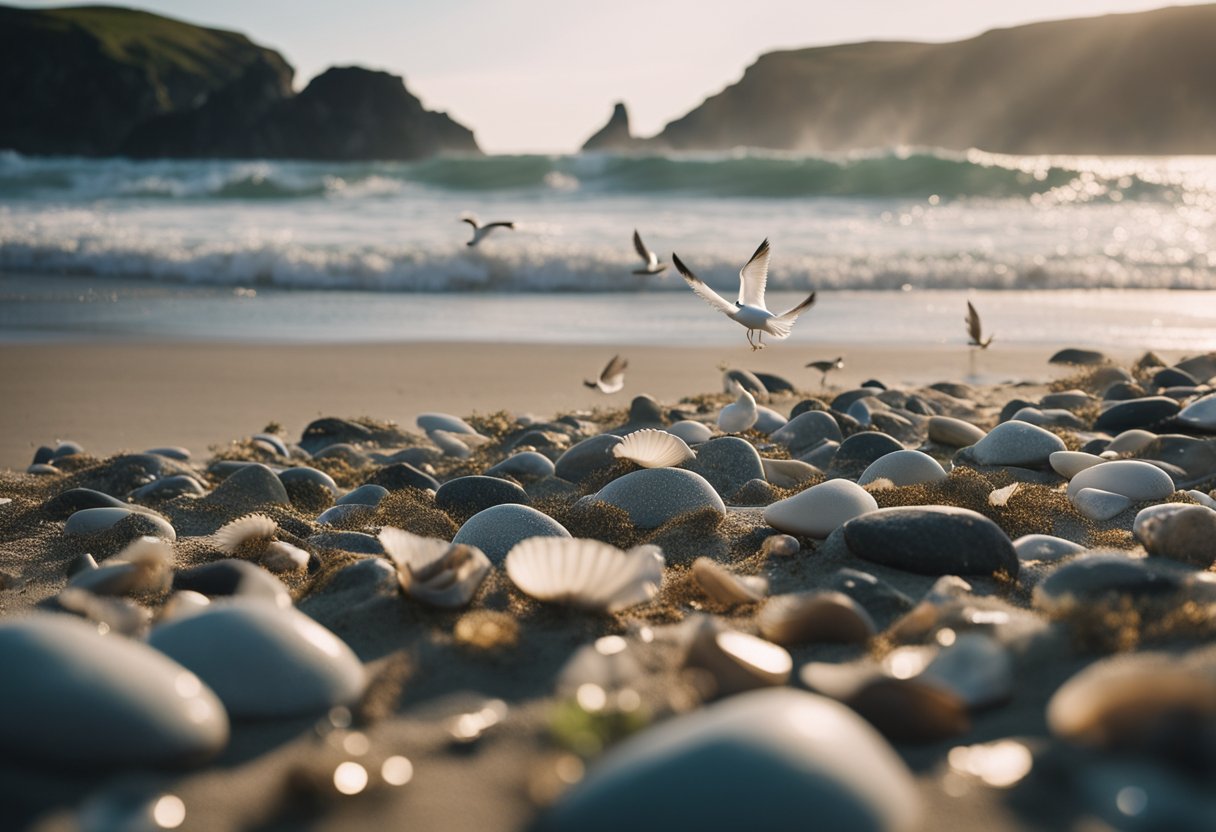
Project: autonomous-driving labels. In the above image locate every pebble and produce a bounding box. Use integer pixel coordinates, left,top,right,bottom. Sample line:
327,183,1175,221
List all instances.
1133,503,1216,567
1151,367,1197,389
1176,393,1216,433
1065,460,1176,501
1011,406,1085,429
545,688,920,832
1093,397,1180,433
723,368,769,401
485,451,556,481
1013,534,1086,562
277,466,339,495
416,412,480,436
970,421,1066,468
428,430,476,459
1049,348,1108,365
1105,429,1157,454
829,432,904,478
149,601,366,719
666,420,714,445
251,433,290,457
173,560,292,608
770,411,843,456
1049,451,1104,479
435,475,531,519
451,504,572,565
1101,381,1144,401
759,457,821,488
831,388,878,412
590,468,725,530
760,534,801,557
43,488,127,520
131,475,207,501
684,622,792,697
306,531,384,555
757,591,876,645
1071,487,1132,521
366,462,440,492
763,479,878,538
554,434,624,484
843,506,1018,578
335,483,390,507
752,371,796,394
927,416,986,447
0,614,228,767
752,406,788,435
298,417,373,454
825,568,913,622
919,632,1013,709
691,558,767,605
801,439,840,469
856,450,947,487
688,437,765,499
64,507,177,542
208,463,290,508
1136,434,1216,486
1039,390,1095,410
1032,554,1181,615
315,503,375,527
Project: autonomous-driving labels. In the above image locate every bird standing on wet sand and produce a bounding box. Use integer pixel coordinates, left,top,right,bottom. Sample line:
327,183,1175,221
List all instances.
461,217,515,247
807,356,844,387
584,355,628,393
631,230,667,275
966,301,994,349
673,239,817,351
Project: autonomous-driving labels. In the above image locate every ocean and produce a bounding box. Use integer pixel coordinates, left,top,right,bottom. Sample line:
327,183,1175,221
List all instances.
2,147,1214,348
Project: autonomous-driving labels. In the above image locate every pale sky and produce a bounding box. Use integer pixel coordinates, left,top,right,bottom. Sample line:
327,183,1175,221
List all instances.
18,1,1212,153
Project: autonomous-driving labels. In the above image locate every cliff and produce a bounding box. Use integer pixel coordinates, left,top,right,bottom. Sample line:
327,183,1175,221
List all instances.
652,4,1216,155
581,102,637,152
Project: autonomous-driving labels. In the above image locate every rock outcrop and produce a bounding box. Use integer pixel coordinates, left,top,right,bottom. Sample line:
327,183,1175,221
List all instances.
581,102,636,152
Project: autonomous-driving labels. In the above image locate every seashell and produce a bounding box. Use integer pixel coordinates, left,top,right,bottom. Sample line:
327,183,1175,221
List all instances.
684,619,791,698
757,591,876,646
612,429,696,468
717,388,757,434
261,541,310,573
505,537,664,613
988,483,1019,507
691,558,767,605
760,534,800,557
379,527,492,609
67,535,174,596
212,514,277,555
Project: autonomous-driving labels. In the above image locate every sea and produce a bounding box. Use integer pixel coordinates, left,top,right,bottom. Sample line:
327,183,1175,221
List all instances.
2,147,1214,348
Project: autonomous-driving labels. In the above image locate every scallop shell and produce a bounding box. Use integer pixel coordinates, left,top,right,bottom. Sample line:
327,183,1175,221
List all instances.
379,527,491,609
691,558,767,605
213,514,278,555
504,537,664,613
717,389,757,434
612,429,696,469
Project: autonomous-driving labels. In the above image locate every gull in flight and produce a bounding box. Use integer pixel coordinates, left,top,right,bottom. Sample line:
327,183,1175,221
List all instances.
461,216,515,247
632,230,667,275
806,356,844,387
673,239,816,350
966,301,993,349
584,354,628,393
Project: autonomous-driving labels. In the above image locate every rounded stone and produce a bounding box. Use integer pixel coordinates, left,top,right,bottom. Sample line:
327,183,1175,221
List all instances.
315,503,376,527
43,488,127,520
1013,534,1086,562
545,688,920,832
1012,407,1085,429
278,467,339,495
1105,429,1157,455
148,601,366,719
1152,367,1198,389
417,412,479,435
843,506,1018,578
667,420,714,445
1066,460,1176,501
857,450,947,488
554,434,624,484
753,406,788,435
1177,393,1216,433
335,483,390,507
830,432,904,477
1032,554,1181,615
760,458,822,489
1093,397,1181,433
0,614,228,767
209,463,290,508
173,560,292,608
486,452,556,481
452,504,571,565
131,475,207,502
366,463,439,492
435,475,531,518
1071,488,1132,522
1049,451,1104,479
1049,348,1109,365
927,416,986,447
591,468,726,530
971,421,1066,468
1134,503,1216,567
752,371,796,394
251,433,290,457
771,411,843,456
763,479,878,539
831,388,879,412
298,417,373,454
801,439,840,470
1136,435,1216,485
64,507,177,542
689,437,765,499
306,531,384,555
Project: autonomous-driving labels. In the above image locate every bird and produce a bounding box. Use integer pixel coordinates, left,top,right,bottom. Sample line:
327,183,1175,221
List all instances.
631,230,667,275
461,216,515,247
718,384,758,433
584,354,628,393
965,301,993,349
806,356,844,387
673,239,816,350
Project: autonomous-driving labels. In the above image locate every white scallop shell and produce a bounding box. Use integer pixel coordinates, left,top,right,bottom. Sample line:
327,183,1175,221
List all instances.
504,537,665,612
378,527,492,608
612,429,696,469
213,514,278,554
718,389,758,433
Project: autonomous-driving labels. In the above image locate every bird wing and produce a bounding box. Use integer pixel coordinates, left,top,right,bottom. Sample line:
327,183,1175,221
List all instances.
483,221,515,231
461,217,479,229
777,291,816,322
966,301,982,343
673,253,735,317
766,291,816,339
600,354,628,384
633,230,657,267
737,238,771,309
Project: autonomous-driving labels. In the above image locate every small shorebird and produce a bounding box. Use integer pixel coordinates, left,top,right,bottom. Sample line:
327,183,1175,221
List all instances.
966,301,994,349
461,216,515,247
584,354,628,393
806,356,844,387
631,230,667,275
673,239,816,350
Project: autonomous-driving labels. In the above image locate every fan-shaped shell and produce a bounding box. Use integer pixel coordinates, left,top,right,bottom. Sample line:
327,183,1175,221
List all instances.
505,537,665,612
612,429,696,469
213,514,278,554
691,558,767,605
718,389,758,433
378,527,491,608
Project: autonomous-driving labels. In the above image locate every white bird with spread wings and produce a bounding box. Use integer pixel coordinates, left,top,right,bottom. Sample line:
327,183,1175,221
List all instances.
461,216,515,247
672,239,816,350
584,354,628,393
631,230,667,275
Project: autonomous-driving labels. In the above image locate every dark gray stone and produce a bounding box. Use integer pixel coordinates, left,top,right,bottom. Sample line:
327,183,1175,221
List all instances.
825,568,914,624
1152,367,1198,390
208,463,290,508
1093,397,1181,433
771,411,843,456
131,475,206,502
1049,348,1108,365
335,484,390,507
1101,381,1145,401
173,559,291,607
487,451,556,482
790,398,829,418
591,468,726,530
306,531,385,555
688,437,765,499
830,388,878,413
299,417,372,454
554,434,624,484
829,432,903,479
452,504,571,565
43,488,127,520
752,371,796,394
843,506,1018,577
365,463,439,492
435,475,531,519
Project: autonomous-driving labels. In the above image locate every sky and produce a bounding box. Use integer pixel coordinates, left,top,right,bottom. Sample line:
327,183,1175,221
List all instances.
17,1,1212,153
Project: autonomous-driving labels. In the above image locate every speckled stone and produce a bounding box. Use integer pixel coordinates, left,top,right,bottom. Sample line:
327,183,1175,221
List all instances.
208,464,290,509
771,411,843,456
1032,554,1182,615
435,475,531,519
688,437,765,500
843,506,1018,578
856,450,947,488
277,467,339,495
829,432,904,478
335,483,390,507
486,452,556,481
365,463,439,492
43,488,127,520
1177,393,1216,433
64,507,176,542
555,434,624,484
315,503,376,527
591,468,726,530
1071,488,1132,522
452,504,572,565
753,406,788,435
970,421,1066,468
131,475,207,502
306,531,384,555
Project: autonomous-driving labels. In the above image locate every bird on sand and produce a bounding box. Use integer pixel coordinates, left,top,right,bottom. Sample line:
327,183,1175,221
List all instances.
806,356,844,387
965,301,993,349
631,230,667,275
461,216,515,247
673,239,816,350
584,354,628,393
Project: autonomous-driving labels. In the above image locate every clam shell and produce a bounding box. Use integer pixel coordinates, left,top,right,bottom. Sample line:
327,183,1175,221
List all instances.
718,389,758,434
212,514,277,555
379,527,492,609
504,537,664,612
612,429,696,469
758,591,876,646
691,558,767,605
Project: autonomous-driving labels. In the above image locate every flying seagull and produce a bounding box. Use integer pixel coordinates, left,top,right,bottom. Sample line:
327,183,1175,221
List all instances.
806,356,844,387
632,230,667,275
673,239,816,350
966,301,993,349
584,354,628,394
461,216,515,247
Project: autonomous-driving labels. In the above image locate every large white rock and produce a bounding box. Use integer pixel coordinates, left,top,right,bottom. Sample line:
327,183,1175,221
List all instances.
0,614,228,766
1066,460,1176,501
971,421,1066,467
1049,451,1104,479
857,450,947,487
763,479,879,538
545,688,921,832
149,601,365,719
